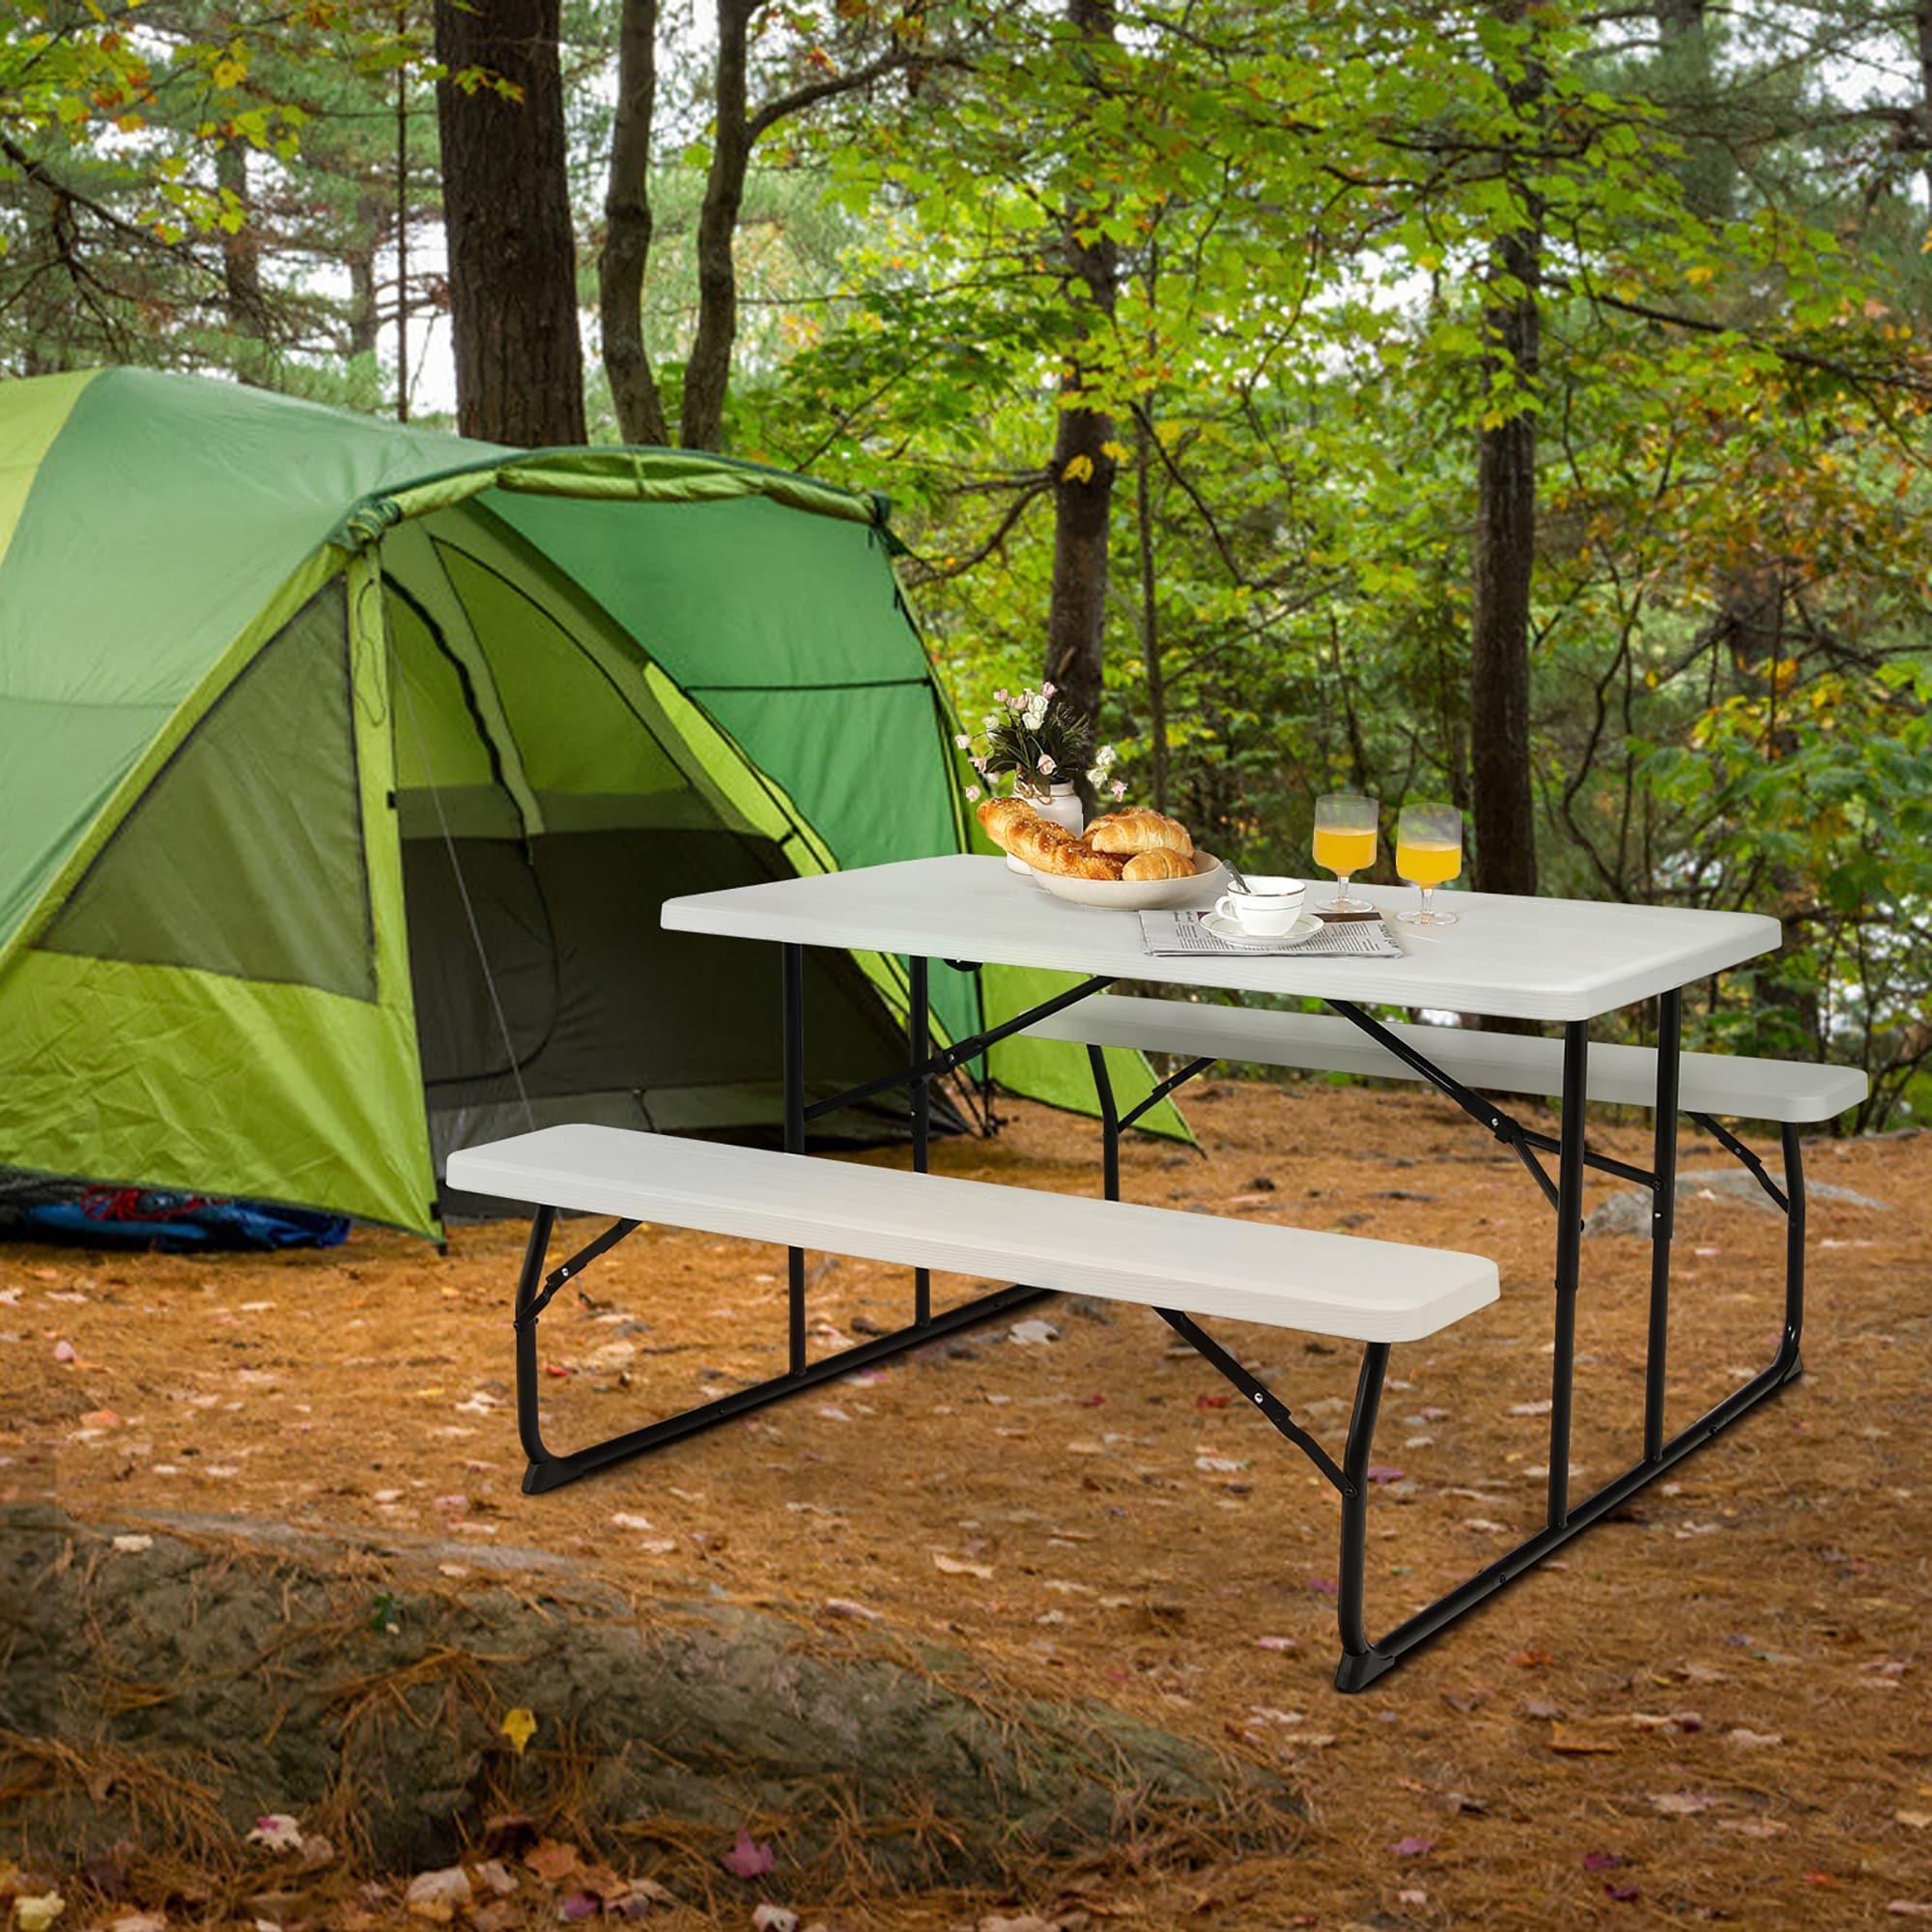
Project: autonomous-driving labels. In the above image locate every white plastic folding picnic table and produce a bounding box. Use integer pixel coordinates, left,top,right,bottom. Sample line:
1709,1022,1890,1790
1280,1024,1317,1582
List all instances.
655,855,1821,1685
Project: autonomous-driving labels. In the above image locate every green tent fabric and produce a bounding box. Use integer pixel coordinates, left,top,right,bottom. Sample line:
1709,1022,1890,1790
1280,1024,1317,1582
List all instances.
0,369,1179,1236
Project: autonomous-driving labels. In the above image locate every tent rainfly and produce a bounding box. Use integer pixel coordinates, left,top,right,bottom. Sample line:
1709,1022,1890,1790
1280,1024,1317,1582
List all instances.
0,369,1174,1237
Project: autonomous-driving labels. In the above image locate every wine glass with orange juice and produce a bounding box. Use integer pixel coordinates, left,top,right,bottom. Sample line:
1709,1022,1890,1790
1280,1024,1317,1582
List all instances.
1312,794,1379,915
1395,803,1463,925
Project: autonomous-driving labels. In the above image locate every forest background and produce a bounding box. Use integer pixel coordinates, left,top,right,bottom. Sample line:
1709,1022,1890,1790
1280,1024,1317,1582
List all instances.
8,0,1932,1126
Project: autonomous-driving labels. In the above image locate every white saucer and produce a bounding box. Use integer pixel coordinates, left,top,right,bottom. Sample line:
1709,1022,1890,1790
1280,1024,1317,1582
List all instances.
1202,909,1321,949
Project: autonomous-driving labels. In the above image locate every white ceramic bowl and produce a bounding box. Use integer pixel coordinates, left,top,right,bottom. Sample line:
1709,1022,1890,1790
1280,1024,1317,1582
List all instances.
1029,848,1226,911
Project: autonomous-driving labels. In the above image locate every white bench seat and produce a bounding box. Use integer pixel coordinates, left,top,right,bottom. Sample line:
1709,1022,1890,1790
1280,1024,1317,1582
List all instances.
447,1124,1499,1346
1023,997,1866,1125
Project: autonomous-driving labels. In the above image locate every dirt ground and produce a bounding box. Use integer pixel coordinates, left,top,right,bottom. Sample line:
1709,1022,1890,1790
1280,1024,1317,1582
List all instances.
6,1080,1930,1929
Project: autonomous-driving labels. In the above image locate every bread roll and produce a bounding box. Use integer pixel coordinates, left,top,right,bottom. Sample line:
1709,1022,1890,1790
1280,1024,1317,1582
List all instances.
1052,841,1128,881
977,795,1042,853
1087,809,1194,858
1006,814,1085,871
1122,846,1194,881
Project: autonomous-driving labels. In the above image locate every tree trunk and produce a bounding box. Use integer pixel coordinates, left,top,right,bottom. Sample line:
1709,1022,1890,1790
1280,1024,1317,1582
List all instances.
1467,5,1541,901
433,0,585,446
214,142,265,339
346,236,381,360
600,0,670,445
1042,0,1121,800
1134,411,1169,813
1918,1,1932,212
680,0,753,452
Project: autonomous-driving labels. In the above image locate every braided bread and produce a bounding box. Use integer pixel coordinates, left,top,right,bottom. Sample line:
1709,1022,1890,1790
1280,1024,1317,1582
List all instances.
977,795,1046,853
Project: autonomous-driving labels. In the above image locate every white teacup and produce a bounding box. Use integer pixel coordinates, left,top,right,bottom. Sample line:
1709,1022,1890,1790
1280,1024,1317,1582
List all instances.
1214,874,1306,936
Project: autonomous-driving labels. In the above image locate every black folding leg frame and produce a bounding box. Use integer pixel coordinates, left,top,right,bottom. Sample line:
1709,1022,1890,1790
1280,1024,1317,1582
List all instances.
509,948,1110,1495
1087,991,1808,1691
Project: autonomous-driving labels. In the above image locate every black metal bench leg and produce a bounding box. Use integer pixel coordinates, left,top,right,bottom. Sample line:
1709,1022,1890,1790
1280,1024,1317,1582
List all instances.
510,1186,1053,1493
1778,1122,1805,1379
1334,1342,1394,1690
514,1206,561,1478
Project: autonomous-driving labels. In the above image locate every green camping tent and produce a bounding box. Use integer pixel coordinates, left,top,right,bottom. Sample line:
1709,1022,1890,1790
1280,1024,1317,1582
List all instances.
0,369,1173,1237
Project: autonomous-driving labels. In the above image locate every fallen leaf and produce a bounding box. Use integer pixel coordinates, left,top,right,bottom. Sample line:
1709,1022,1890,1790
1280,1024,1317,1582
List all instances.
14,1897,63,1932
721,1828,776,1880
558,1895,599,1923
403,1867,470,1922
1254,1634,1299,1653
1508,1399,1551,1416
1366,1465,1405,1485
1717,1818,1788,1838
1897,1810,1932,1831
1650,1792,1721,1815
498,1709,538,1756
823,1597,883,1622
932,1552,994,1579
522,1842,581,1884
1007,1319,1060,1346
1727,1728,1784,1747
1887,1904,1932,1918
978,1918,1057,1932
244,1815,304,1854
1604,1882,1641,1903
51,1341,75,1364
473,1861,517,1897
108,1917,165,1932
1582,1851,1625,1872
1550,1726,1619,1755
1391,1834,1435,1858
752,1908,800,1932
79,1408,121,1429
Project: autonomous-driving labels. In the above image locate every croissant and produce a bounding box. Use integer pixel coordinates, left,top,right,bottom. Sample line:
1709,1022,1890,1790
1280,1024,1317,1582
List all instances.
1087,809,1194,858
977,795,1044,853
1122,846,1194,881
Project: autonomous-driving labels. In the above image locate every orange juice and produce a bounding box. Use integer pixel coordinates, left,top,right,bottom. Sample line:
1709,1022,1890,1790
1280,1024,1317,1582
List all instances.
1396,838,1462,887
1313,825,1377,876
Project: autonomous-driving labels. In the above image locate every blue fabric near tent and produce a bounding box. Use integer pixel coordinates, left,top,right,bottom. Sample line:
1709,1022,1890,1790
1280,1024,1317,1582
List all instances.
19,1189,350,1251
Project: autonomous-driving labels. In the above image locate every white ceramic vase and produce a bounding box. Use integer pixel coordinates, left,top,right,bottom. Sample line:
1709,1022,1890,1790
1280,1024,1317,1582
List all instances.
1006,781,1085,874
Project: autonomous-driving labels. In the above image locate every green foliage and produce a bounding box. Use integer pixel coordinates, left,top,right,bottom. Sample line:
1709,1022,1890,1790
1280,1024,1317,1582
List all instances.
13,0,1932,1128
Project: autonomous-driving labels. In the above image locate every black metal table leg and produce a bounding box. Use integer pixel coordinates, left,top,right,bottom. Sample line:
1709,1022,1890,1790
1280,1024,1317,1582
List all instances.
1644,988,1682,1459
782,942,807,1376
910,954,931,1325
1086,1043,1122,1202
1547,1020,1589,1528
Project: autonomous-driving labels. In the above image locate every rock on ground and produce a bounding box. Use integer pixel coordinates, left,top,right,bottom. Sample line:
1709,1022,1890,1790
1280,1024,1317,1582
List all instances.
0,1504,1295,1886
1584,1168,1889,1237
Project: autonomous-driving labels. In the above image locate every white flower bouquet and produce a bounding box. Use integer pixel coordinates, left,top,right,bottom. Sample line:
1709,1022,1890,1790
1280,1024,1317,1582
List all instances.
955,683,1123,804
